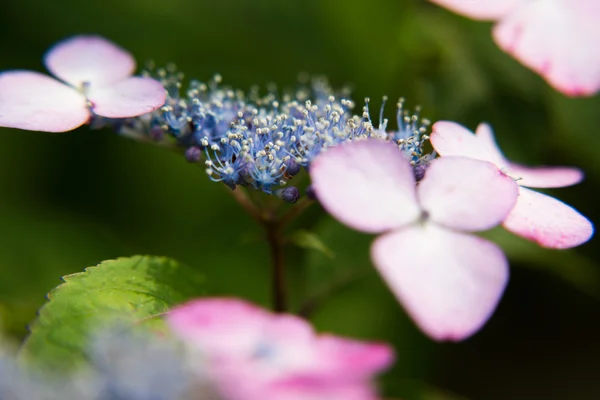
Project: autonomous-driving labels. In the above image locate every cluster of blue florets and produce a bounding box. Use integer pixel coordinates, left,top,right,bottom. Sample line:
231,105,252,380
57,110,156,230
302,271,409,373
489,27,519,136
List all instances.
98,65,433,203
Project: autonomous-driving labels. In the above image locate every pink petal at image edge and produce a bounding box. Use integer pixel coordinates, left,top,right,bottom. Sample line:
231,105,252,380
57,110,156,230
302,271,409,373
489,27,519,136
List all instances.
492,0,600,96
428,0,522,20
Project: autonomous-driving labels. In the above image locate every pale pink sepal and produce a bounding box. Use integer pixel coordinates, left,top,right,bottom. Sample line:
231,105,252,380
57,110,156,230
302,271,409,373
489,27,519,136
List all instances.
502,187,594,249
428,0,521,20
44,35,135,88
418,157,518,232
508,164,583,189
493,0,600,97
430,121,505,166
0,71,89,132
432,121,584,189
88,76,166,118
474,123,584,188
473,123,510,164
371,223,509,341
309,139,421,233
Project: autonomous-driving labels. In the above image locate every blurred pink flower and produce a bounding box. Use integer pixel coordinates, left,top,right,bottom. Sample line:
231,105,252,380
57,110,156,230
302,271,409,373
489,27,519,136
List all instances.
431,121,594,249
309,139,519,341
0,35,166,132
167,298,393,400
429,0,600,96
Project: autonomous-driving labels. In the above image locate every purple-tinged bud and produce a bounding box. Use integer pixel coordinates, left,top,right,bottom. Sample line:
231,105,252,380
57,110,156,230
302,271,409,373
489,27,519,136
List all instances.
284,159,302,178
413,162,429,182
306,185,317,201
275,187,300,204
185,146,202,163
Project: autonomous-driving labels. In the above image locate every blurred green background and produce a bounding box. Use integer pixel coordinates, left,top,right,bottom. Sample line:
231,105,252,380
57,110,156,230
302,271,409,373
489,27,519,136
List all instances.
0,0,599,398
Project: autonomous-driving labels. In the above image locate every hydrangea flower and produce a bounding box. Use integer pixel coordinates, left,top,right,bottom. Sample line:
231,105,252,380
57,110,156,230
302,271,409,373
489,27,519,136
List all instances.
428,0,600,96
309,139,519,341
167,298,393,400
0,34,434,202
0,35,166,132
430,121,594,249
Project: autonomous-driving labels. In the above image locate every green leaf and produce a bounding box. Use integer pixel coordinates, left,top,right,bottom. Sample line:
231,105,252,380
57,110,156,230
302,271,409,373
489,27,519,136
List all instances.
19,255,206,369
289,229,335,259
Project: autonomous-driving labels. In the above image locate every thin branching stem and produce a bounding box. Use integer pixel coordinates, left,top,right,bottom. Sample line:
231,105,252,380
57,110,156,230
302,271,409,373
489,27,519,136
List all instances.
228,187,313,313
264,218,286,312
229,187,263,223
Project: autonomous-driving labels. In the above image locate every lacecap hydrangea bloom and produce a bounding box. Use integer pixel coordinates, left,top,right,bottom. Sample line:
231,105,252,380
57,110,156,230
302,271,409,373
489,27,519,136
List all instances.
0,35,434,202
167,298,394,400
0,35,166,132
428,0,600,96
430,121,594,249
310,140,519,340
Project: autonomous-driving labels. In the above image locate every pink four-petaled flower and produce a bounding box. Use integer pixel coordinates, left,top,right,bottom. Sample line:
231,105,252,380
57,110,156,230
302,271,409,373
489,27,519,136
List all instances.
431,121,594,249
429,0,600,96
167,298,394,400
309,139,520,341
0,35,166,133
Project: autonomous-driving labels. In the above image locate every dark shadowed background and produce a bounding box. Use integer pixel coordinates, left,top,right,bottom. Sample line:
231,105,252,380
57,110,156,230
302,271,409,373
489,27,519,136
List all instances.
0,0,599,399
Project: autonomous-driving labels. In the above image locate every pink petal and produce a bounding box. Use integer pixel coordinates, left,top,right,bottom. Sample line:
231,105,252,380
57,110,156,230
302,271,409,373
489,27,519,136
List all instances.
261,315,318,366
168,298,318,368
260,380,378,400
166,298,273,356
0,70,88,132
502,187,594,249
309,140,421,234
44,35,136,88
508,164,583,188
169,299,389,400
316,335,394,377
371,224,509,341
428,0,522,20
433,122,583,189
473,123,510,164
87,76,166,118
418,157,519,232
430,121,506,166
493,0,600,96
217,363,379,400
